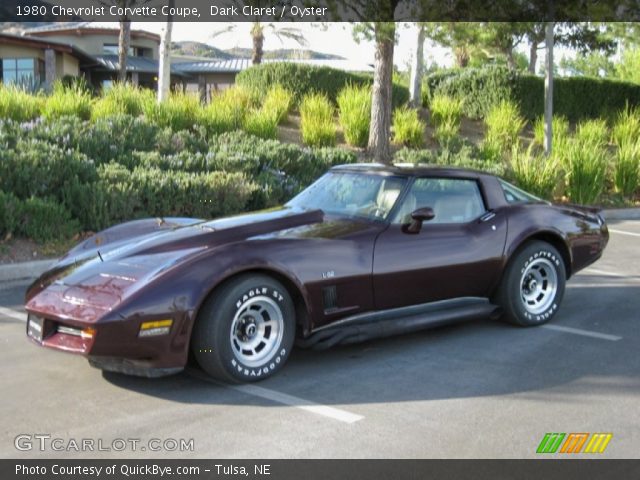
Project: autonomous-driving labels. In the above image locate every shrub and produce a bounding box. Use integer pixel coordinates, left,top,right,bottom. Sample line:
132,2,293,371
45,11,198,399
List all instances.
0,85,42,122
144,92,200,131
155,127,208,156
91,83,154,119
17,197,80,242
42,82,92,120
242,109,279,139
300,93,336,147
575,119,609,150
428,65,640,121
430,94,463,128
0,139,96,201
509,145,559,199
0,190,21,237
484,100,526,155
201,86,255,134
563,140,609,204
613,140,640,197
611,105,640,148
394,144,507,177
392,106,424,148
236,62,409,107
262,84,293,125
427,66,515,119
533,115,570,147
337,84,371,148
78,115,160,167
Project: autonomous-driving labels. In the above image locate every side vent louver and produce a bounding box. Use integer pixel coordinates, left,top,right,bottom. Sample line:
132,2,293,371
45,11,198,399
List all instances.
322,286,338,311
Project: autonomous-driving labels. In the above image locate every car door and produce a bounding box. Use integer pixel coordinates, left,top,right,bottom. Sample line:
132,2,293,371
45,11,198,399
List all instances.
372,176,507,310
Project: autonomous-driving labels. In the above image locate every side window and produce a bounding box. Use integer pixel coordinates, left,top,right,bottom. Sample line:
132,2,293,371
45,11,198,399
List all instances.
392,178,486,224
499,179,543,204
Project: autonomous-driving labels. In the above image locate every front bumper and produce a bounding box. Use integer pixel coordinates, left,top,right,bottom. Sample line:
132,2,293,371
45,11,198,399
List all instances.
25,310,195,374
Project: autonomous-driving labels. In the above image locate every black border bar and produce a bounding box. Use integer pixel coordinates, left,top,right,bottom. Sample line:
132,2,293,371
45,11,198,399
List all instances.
4,459,640,480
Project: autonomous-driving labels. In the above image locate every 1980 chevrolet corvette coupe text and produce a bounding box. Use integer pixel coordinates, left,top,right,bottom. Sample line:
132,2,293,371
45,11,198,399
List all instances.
25,164,609,382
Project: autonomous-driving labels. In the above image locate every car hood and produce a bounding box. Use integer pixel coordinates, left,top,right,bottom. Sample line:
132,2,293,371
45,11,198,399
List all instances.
25,207,324,321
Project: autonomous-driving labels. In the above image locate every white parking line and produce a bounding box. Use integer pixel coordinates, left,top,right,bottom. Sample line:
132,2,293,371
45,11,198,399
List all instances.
187,369,364,424
231,384,364,424
582,268,626,277
609,228,640,238
1,302,364,424
0,306,26,322
541,324,622,342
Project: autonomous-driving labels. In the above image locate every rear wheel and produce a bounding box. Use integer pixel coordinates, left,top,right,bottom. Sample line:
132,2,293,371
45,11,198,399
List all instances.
495,241,566,326
192,274,295,383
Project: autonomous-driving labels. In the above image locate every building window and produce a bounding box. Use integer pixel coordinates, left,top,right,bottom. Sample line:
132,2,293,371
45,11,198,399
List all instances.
1,58,44,87
103,43,152,58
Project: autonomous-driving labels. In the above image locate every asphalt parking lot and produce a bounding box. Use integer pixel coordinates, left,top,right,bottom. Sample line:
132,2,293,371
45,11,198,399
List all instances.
1,220,638,459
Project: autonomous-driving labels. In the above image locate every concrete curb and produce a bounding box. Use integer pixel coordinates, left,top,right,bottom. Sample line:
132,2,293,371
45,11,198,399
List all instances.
602,208,640,221
0,259,56,284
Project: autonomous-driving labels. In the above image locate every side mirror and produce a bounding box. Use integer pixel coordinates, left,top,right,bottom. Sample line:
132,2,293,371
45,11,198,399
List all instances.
403,207,435,234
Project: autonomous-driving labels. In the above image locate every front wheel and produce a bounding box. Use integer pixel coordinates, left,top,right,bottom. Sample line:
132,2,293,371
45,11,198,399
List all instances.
192,274,295,383
495,241,566,326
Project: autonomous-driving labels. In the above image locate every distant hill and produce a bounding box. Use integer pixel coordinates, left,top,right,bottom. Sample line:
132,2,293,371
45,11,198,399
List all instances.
170,41,233,60
171,41,344,61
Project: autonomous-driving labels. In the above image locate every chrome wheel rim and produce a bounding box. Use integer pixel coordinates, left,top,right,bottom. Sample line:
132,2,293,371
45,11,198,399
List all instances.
230,296,284,368
520,257,558,315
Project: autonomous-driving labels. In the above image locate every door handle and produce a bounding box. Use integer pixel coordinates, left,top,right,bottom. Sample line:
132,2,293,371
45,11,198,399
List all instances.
480,211,496,222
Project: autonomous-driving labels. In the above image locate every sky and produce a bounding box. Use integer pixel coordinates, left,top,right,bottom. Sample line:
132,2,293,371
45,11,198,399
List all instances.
136,22,456,70
134,21,575,73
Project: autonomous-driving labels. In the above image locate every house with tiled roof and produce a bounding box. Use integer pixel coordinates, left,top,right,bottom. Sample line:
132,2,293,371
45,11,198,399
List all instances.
0,22,372,99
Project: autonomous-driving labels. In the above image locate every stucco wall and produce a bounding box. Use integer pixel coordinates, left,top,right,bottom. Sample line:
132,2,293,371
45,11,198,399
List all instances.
0,44,45,61
56,52,79,77
30,33,159,59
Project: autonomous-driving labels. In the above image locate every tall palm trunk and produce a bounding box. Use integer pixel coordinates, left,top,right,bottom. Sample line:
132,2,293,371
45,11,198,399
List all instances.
118,15,131,83
158,0,174,102
252,23,264,65
409,25,425,108
368,23,395,164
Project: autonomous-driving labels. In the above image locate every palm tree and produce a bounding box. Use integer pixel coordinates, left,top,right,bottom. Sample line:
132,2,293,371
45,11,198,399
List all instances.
211,22,308,65
157,0,174,102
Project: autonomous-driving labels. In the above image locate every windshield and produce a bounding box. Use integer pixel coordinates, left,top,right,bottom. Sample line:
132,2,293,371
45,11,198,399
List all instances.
286,171,408,221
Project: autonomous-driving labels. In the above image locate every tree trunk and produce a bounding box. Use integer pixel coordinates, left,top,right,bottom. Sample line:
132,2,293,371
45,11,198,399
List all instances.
118,16,131,83
506,48,516,70
409,25,425,108
252,23,264,65
544,22,554,156
157,0,173,103
528,42,538,74
368,24,395,164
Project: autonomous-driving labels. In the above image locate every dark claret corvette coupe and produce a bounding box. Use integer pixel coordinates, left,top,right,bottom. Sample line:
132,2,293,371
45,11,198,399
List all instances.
25,164,609,382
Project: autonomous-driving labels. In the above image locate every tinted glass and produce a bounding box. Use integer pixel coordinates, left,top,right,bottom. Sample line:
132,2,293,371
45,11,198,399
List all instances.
287,172,407,221
499,179,543,204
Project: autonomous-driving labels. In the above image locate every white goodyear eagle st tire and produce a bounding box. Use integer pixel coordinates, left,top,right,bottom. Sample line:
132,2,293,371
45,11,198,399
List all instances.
496,241,566,326
192,274,295,382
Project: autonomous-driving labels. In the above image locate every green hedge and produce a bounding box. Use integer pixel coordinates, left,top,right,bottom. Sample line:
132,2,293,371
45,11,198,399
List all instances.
0,191,79,242
236,62,409,108
427,66,640,121
0,117,357,238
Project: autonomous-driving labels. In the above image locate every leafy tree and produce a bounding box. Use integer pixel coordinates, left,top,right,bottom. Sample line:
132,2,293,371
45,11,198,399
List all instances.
559,51,615,78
